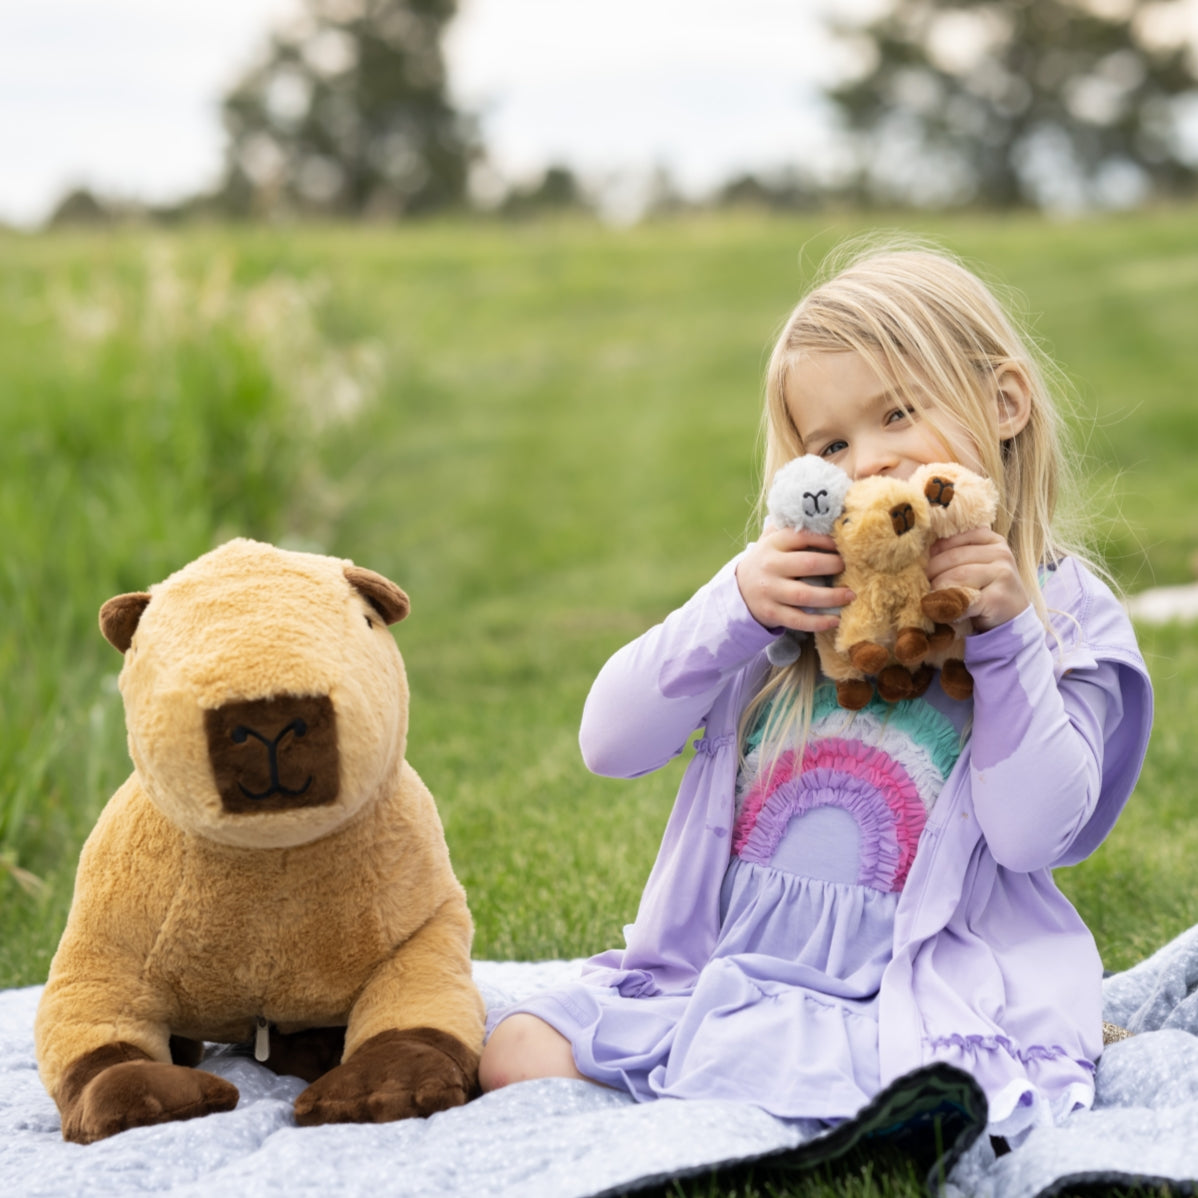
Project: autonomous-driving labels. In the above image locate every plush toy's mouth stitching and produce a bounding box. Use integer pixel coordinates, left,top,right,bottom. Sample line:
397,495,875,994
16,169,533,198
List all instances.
231,719,314,801
205,695,339,814
802,488,831,517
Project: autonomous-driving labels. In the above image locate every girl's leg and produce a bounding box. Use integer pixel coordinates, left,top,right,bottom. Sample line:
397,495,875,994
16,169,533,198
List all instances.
478,1013,588,1091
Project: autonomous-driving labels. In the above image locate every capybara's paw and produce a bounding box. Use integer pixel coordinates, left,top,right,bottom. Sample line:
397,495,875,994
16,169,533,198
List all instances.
848,641,889,675
293,1027,479,1127
876,664,916,703
927,623,955,653
907,663,934,698
835,678,874,710
893,626,930,666
59,1043,238,1144
922,587,973,624
939,658,975,700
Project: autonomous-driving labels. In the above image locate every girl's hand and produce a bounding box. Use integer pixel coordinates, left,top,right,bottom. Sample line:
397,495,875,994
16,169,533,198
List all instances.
736,527,852,633
926,527,1031,633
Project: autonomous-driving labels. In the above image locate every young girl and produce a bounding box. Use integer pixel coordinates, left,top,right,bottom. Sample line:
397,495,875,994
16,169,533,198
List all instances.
479,237,1153,1143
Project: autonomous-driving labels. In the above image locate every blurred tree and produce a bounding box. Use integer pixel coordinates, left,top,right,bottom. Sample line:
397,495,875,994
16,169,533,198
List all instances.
219,0,476,218
825,0,1198,208
46,188,113,227
715,169,823,212
498,165,591,218
45,187,157,228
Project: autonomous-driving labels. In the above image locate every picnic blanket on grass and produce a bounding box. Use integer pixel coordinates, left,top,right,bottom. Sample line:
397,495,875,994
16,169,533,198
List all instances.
4,931,1198,1198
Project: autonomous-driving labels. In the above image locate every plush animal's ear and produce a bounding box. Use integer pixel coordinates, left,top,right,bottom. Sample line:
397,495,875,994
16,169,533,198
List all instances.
99,592,152,653
345,566,410,625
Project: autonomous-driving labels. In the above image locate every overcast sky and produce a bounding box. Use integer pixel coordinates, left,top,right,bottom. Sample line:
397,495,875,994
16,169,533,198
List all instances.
5,0,1197,227
0,0,861,227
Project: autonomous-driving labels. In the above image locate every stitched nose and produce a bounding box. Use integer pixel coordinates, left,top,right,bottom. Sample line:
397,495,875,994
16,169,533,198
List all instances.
924,475,955,508
205,695,339,814
889,502,916,536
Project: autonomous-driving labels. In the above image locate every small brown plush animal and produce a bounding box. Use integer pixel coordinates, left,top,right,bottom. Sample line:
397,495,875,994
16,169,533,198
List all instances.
35,539,484,1144
911,463,1000,700
815,475,936,710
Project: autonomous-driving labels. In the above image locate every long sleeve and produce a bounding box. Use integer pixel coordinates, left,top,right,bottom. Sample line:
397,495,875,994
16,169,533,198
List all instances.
963,567,1152,873
579,555,778,779
881,559,1151,1124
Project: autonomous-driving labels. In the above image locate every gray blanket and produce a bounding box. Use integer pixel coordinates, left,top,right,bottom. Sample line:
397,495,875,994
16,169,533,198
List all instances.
3,939,1198,1197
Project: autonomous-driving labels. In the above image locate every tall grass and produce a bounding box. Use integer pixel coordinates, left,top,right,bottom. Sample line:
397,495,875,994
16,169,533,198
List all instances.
0,235,381,972
1,213,1196,1194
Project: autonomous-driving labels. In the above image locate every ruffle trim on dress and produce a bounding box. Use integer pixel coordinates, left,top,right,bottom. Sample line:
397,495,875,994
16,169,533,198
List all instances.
694,733,735,756
927,1033,1096,1074
928,1038,1097,1142
809,687,965,786
732,739,930,890
737,686,961,822
986,1077,1095,1144
579,966,664,999
739,776,903,891
807,739,928,869
614,970,663,999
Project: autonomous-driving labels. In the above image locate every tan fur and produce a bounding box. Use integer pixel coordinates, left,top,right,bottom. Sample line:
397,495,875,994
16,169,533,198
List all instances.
36,539,484,1141
910,463,1000,700
815,476,935,709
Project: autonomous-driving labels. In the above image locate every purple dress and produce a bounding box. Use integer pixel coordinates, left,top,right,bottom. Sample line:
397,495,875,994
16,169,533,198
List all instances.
492,552,1152,1140
499,685,968,1119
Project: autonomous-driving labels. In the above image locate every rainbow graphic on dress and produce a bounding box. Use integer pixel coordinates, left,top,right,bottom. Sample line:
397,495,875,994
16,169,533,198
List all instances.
732,687,963,892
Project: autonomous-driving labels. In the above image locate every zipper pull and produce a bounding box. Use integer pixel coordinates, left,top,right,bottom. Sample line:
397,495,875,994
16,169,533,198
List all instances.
254,1016,270,1063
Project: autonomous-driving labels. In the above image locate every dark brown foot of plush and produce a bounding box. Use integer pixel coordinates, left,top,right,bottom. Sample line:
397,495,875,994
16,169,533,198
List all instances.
922,587,972,624
893,626,930,666
906,663,934,698
293,1027,479,1127
927,623,955,653
836,678,874,710
939,658,974,700
59,1042,239,1144
848,641,889,675
876,664,915,703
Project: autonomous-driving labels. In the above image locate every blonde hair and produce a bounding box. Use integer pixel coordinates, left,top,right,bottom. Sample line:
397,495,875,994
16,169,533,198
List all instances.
742,233,1095,760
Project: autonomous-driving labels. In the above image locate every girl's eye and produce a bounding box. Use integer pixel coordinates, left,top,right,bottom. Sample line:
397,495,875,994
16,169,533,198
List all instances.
819,439,848,458
886,405,917,425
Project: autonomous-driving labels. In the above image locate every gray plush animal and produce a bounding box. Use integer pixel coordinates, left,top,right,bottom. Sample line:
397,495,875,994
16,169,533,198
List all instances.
763,455,852,667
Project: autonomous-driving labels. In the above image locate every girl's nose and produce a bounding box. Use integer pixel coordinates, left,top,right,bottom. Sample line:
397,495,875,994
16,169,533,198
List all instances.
850,442,899,481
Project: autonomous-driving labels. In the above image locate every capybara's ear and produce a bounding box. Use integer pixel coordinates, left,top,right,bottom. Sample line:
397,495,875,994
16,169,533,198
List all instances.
345,567,410,626
99,593,152,653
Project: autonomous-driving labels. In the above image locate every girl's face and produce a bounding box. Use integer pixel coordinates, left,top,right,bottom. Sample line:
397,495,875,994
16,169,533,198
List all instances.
784,349,983,482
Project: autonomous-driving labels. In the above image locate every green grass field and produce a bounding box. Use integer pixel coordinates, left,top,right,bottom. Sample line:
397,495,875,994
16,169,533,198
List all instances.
2,209,1196,1196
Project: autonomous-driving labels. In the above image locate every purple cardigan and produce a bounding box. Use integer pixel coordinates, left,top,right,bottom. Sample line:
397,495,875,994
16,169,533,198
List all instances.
578,552,1152,1117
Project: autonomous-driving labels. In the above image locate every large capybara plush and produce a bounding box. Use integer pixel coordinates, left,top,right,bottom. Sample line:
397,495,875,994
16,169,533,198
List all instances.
36,538,484,1143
